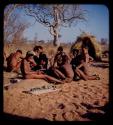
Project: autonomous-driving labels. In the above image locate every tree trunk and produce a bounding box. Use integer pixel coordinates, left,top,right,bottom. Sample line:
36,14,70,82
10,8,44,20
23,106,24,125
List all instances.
53,34,59,46
50,24,60,47
52,6,61,47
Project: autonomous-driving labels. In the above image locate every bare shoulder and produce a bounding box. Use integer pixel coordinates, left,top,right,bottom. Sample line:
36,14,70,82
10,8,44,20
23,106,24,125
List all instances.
23,59,28,65
54,53,59,59
12,55,16,60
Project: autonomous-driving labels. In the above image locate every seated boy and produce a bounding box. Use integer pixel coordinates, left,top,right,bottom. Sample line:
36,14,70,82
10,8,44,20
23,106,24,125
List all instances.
53,46,66,68
82,46,94,76
49,46,66,80
82,46,94,63
70,49,81,80
6,50,23,73
74,55,100,81
60,55,74,83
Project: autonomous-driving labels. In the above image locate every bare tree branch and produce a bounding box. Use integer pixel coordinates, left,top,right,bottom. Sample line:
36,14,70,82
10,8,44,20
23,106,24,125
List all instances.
24,4,87,46
4,5,30,42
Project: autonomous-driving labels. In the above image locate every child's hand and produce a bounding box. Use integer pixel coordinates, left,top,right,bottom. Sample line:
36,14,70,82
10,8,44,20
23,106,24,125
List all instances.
29,59,37,66
37,70,44,75
41,60,46,65
89,60,93,64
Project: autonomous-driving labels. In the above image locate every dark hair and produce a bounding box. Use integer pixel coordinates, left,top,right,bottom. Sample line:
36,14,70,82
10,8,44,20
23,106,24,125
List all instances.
82,45,89,49
16,50,22,54
72,49,79,55
26,51,34,58
62,55,68,64
33,46,43,52
82,37,90,49
40,54,47,62
57,46,63,51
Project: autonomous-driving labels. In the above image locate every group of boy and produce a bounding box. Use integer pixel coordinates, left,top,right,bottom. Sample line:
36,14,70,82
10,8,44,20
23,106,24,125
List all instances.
5,45,100,84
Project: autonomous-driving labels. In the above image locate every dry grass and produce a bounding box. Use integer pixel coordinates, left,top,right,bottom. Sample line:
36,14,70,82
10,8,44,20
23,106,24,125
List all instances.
4,42,72,58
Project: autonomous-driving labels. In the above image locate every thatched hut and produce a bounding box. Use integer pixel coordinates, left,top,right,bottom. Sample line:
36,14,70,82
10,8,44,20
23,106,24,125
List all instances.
71,32,102,61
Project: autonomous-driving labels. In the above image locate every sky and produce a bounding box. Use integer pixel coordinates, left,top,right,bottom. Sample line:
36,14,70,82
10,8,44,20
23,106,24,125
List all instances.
9,4,109,43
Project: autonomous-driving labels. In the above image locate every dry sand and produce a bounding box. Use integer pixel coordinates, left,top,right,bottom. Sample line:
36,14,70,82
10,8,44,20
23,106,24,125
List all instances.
3,61,109,121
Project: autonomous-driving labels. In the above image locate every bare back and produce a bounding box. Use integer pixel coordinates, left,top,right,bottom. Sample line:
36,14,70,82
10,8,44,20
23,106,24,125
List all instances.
21,59,32,78
62,63,74,79
6,53,21,72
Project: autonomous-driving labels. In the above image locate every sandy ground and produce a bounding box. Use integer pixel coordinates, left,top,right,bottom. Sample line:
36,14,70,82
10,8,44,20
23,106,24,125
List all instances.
3,61,109,121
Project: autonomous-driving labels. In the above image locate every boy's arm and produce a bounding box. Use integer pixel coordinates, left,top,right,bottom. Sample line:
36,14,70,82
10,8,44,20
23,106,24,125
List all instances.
89,56,94,62
76,63,83,69
11,58,22,72
11,57,18,68
24,61,38,75
13,61,22,71
4,52,7,60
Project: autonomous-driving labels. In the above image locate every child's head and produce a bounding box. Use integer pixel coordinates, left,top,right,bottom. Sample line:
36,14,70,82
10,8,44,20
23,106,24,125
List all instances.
82,46,89,54
33,46,43,55
57,46,63,54
15,49,22,58
26,51,34,62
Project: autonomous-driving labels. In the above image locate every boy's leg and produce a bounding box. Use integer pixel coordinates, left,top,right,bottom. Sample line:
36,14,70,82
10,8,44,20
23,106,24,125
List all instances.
82,63,100,80
75,68,88,81
54,68,66,79
25,74,46,79
45,74,64,84
83,63,90,76
75,68,100,80
63,78,73,83
87,75,100,80
49,67,66,79
25,74,63,84
62,64,74,80
12,61,22,73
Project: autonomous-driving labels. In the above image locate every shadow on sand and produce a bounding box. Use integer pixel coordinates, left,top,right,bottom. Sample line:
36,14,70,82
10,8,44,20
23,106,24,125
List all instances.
81,103,111,121
2,113,49,121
